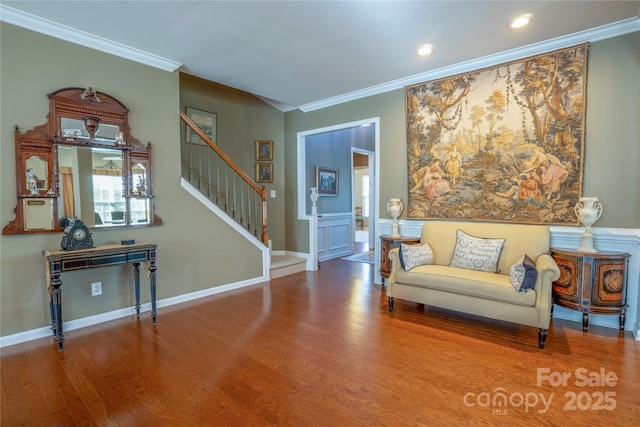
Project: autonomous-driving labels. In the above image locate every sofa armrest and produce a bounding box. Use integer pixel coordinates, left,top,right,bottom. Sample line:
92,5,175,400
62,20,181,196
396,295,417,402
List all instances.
534,253,561,324
387,247,401,290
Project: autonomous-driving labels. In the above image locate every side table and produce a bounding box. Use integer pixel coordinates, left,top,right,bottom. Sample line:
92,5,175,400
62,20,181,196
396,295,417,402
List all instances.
550,248,629,332
380,235,420,284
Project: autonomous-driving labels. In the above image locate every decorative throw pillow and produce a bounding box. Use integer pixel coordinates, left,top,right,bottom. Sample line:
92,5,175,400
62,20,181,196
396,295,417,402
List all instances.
449,229,504,273
510,255,538,291
400,242,434,271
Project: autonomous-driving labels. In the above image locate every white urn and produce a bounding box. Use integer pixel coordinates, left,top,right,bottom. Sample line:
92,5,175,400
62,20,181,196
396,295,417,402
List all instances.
575,196,603,252
310,187,319,215
387,198,404,238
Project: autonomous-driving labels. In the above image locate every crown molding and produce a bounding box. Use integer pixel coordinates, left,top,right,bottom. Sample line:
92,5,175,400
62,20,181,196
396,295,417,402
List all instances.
0,4,182,72
299,17,640,112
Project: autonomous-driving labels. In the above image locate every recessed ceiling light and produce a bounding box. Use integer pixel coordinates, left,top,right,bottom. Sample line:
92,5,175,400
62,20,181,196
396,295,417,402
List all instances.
509,13,532,29
417,44,434,56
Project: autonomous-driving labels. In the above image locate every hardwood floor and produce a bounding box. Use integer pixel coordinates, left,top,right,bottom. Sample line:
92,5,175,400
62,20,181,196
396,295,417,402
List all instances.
2,258,639,426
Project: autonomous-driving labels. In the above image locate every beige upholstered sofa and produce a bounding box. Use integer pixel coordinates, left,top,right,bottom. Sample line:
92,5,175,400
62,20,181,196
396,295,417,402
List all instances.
387,221,560,348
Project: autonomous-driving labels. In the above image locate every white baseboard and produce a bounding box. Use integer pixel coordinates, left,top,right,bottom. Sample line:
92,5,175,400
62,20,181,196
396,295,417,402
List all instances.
0,275,268,348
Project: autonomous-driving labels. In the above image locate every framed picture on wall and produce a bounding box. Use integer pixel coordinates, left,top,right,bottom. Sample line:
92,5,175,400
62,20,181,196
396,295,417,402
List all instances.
185,107,217,144
256,162,273,183
316,166,338,196
256,140,273,161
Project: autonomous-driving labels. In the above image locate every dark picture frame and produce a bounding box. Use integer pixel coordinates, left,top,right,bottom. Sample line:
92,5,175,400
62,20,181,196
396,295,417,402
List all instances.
316,166,338,196
185,107,217,144
256,162,273,183
256,140,273,161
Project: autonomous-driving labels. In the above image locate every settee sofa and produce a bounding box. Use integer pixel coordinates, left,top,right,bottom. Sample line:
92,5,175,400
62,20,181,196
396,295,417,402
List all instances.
386,220,560,348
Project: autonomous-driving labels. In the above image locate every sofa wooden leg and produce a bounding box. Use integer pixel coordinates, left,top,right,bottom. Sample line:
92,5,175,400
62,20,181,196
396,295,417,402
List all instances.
538,328,548,349
388,297,394,312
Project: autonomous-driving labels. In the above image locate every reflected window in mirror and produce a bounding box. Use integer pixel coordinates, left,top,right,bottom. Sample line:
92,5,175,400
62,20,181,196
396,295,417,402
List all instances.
57,146,138,228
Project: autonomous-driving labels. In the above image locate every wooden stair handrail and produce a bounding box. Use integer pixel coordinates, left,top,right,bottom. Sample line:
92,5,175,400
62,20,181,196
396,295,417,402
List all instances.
180,111,268,245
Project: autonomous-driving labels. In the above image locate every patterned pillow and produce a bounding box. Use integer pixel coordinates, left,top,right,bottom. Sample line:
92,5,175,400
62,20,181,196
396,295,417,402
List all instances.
400,242,434,271
449,229,504,273
510,255,538,291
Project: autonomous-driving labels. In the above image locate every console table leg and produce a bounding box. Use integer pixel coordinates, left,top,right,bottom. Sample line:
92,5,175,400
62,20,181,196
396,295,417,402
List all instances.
51,284,64,351
133,262,141,317
388,297,394,312
582,312,589,332
149,253,157,324
49,261,64,350
619,311,626,330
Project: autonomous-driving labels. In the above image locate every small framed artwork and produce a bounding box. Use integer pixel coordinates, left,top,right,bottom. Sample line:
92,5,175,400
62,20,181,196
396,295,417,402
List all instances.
256,140,273,161
35,180,45,190
316,166,338,196
256,162,273,183
185,107,217,144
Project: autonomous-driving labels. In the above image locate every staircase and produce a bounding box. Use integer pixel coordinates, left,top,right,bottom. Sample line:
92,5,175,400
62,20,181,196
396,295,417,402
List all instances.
181,112,306,280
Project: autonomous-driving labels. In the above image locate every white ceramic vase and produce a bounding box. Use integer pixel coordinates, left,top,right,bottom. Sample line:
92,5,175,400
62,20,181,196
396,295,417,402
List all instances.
310,187,319,215
387,198,404,238
575,196,602,252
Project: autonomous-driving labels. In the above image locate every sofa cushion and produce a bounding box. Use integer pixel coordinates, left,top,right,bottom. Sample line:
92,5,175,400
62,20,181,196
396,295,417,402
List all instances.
395,265,536,307
400,242,434,271
509,255,538,291
449,230,505,273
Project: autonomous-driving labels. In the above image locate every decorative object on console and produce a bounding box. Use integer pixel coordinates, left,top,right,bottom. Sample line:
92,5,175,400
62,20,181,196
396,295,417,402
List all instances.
575,196,602,253
60,219,93,251
387,198,404,238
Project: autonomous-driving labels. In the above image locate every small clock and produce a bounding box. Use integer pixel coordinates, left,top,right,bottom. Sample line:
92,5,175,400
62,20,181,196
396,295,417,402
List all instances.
61,219,94,251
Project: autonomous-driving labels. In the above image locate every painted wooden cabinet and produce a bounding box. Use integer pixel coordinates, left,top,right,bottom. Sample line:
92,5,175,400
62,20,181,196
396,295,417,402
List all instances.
551,248,629,332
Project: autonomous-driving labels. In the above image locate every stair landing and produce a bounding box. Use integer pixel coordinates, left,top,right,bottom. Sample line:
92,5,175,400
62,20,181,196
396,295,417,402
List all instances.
270,254,307,279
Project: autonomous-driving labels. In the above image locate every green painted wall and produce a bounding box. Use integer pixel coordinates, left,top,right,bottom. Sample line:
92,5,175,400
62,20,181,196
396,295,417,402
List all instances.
0,23,263,337
284,32,640,253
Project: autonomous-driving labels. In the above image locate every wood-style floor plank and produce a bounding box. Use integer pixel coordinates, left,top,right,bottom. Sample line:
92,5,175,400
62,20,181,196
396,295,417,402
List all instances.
2,258,639,426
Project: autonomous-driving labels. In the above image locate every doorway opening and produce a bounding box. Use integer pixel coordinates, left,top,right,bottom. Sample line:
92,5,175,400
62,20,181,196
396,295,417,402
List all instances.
297,118,379,269
353,148,374,254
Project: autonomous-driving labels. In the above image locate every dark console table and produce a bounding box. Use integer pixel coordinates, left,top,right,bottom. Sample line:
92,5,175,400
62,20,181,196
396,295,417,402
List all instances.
44,243,157,350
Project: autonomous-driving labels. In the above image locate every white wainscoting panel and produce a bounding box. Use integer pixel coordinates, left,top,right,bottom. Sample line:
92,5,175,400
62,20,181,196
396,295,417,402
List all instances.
317,213,354,261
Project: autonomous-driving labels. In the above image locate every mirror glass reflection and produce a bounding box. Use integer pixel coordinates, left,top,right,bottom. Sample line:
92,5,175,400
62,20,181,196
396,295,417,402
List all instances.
57,146,146,227
25,155,48,194
60,118,120,143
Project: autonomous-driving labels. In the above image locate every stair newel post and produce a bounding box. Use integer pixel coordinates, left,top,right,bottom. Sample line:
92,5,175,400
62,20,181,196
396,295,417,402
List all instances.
309,187,319,271
260,186,268,246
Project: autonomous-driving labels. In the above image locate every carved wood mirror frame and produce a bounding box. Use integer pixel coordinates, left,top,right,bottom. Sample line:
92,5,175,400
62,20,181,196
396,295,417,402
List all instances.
3,87,162,235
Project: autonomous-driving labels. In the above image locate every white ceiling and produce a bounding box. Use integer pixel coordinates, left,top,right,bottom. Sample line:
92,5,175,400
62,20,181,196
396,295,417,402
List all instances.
2,1,639,112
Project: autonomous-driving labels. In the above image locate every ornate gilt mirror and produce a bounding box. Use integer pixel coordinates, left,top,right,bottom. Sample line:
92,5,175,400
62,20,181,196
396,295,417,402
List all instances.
3,87,162,235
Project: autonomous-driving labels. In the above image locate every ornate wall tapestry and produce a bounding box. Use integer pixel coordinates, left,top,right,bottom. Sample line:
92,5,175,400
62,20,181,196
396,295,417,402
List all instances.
405,44,588,225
